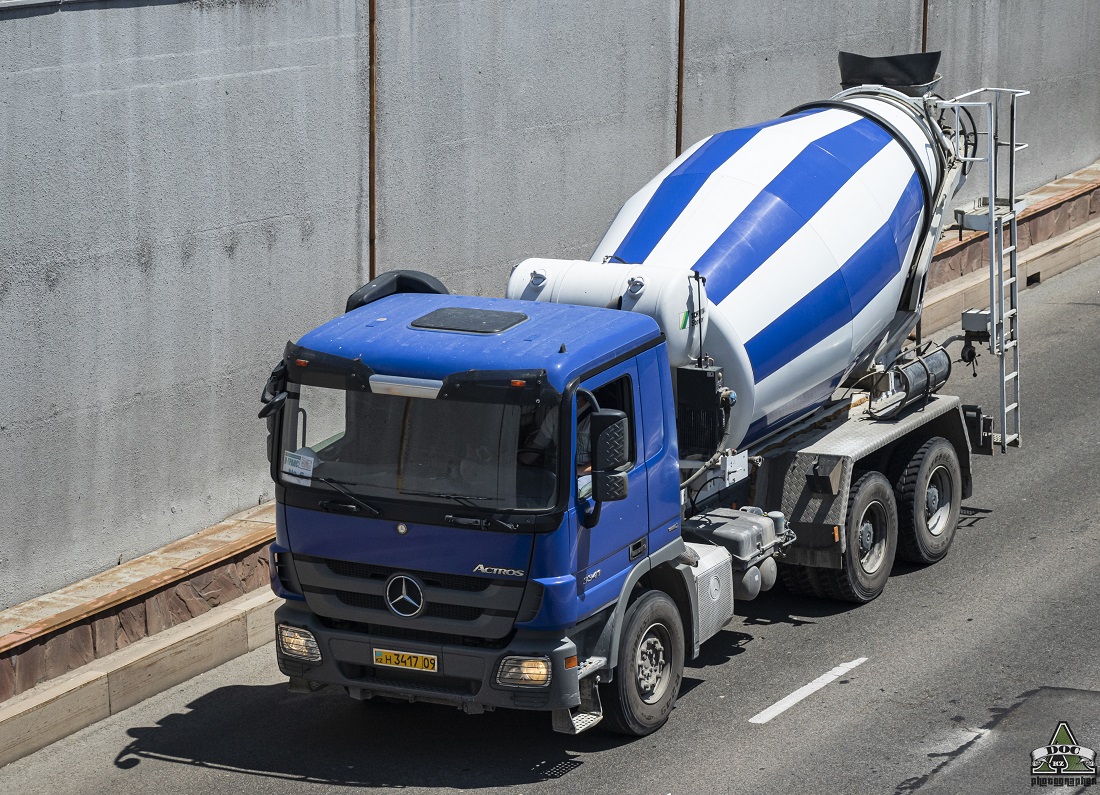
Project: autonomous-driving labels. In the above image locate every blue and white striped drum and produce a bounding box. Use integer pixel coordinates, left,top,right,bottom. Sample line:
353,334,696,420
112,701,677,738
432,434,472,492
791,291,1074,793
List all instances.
590,94,941,448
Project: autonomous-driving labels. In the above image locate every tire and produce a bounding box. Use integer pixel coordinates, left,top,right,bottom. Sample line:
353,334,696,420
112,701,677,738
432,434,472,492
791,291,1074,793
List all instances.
601,590,685,736
894,437,962,564
778,562,824,597
817,472,898,603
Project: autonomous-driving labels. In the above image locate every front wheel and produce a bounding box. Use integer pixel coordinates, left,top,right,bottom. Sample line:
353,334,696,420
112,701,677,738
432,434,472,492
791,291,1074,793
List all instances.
601,590,685,736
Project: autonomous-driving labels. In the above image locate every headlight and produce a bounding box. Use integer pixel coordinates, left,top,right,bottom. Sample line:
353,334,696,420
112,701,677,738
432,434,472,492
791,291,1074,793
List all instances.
277,624,322,663
497,656,552,687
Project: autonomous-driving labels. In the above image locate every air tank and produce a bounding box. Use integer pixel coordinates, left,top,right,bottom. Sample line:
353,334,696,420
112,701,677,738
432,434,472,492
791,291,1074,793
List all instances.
508,87,954,450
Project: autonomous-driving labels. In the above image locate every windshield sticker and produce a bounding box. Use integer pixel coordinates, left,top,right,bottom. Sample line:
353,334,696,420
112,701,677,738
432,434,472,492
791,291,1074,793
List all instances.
282,450,316,487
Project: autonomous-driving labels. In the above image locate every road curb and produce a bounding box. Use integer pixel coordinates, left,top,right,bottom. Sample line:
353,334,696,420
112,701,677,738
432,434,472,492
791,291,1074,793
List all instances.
0,504,276,705
0,590,278,768
922,216,1100,334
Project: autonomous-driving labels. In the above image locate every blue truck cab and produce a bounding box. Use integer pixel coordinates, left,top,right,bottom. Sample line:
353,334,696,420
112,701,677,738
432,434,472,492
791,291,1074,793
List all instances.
261,273,701,735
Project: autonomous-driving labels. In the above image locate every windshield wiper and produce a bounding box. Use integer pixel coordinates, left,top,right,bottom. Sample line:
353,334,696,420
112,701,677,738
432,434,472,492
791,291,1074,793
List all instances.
319,479,382,516
280,471,382,517
444,514,518,532
397,490,517,532
399,490,491,508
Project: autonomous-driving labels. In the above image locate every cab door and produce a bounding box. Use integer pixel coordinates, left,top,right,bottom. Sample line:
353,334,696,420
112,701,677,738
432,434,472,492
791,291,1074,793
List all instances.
572,360,649,619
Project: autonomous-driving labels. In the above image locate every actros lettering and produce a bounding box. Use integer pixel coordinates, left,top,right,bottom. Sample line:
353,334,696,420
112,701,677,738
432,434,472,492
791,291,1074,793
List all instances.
472,564,525,577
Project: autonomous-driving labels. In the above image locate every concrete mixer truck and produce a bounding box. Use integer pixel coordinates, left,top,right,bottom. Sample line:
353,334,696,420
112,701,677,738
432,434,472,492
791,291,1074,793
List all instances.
258,53,1027,736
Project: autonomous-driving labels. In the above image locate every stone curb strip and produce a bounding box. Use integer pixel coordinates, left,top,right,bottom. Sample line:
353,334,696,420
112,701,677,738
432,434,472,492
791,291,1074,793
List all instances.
0,589,278,767
922,215,1100,333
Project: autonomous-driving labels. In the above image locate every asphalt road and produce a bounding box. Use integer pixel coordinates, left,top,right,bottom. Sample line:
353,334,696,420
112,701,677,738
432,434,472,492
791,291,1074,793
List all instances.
4,256,1100,795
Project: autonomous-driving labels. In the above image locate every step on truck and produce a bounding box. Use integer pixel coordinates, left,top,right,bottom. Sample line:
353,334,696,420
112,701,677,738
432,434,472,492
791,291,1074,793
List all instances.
258,52,1027,735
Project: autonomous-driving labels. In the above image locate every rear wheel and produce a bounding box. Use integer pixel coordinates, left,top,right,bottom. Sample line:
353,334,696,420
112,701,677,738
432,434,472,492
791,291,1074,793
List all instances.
778,562,824,597
601,590,685,736
817,472,898,603
895,437,962,564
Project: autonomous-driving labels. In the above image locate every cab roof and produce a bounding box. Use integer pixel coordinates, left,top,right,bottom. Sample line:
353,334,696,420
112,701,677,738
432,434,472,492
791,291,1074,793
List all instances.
294,292,662,392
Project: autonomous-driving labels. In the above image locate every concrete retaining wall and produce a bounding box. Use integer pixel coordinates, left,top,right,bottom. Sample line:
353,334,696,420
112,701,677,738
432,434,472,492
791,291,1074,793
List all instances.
927,0,1100,196
375,0,678,295
681,0,923,144
0,1,367,608
2,0,1098,608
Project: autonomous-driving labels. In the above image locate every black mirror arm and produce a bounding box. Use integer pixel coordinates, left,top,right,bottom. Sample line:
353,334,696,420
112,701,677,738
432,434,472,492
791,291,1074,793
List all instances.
576,388,601,411
261,360,289,403
581,500,602,529
259,359,291,419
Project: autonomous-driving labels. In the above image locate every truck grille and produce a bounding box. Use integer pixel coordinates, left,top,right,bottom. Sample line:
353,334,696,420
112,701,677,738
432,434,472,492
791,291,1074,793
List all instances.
292,554,526,640
332,590,485,621
325,559,492,592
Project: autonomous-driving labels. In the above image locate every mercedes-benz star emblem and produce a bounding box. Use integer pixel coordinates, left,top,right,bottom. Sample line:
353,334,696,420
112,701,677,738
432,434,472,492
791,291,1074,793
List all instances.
384,574,425,618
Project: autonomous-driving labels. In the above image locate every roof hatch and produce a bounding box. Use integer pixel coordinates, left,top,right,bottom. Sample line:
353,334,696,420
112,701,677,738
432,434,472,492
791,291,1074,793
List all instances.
411,307,528,334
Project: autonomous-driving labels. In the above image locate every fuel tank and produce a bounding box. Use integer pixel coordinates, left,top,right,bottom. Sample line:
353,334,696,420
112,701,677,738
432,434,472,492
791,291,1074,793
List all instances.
509,89,947,448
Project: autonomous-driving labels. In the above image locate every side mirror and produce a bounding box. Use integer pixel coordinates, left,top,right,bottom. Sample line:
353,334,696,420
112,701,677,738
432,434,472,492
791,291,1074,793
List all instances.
258,390,288,419
590,409,629,502
258,360,289,419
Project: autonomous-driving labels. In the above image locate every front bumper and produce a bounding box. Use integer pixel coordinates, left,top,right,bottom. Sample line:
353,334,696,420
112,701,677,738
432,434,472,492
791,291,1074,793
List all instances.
274,601,581,713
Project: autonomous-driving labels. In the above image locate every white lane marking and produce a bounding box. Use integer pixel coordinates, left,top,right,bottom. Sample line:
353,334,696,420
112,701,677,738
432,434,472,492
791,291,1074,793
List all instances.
748,657,868,724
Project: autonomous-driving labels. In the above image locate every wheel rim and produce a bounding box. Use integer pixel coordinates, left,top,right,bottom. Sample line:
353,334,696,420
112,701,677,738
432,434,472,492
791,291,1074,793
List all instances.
635,622,672,705
925,464,953,536
856,500,888,575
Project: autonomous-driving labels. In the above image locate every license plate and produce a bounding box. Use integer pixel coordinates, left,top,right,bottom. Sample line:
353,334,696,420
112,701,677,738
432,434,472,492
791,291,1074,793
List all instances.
373,648,439,672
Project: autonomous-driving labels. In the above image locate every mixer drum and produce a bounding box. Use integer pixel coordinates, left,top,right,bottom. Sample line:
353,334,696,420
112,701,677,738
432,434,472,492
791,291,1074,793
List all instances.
590,96,938,447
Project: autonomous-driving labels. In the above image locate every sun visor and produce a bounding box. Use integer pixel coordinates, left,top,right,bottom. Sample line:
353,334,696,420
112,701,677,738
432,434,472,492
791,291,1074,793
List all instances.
283,342,374,391
438,369,558,407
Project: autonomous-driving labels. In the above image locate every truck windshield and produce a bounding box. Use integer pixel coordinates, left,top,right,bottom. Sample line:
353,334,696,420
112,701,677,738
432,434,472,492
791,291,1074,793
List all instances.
279,384,560,512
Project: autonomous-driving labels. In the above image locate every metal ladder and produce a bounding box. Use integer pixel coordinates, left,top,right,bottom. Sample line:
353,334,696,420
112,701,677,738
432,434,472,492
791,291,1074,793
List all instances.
942,88,1029,452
